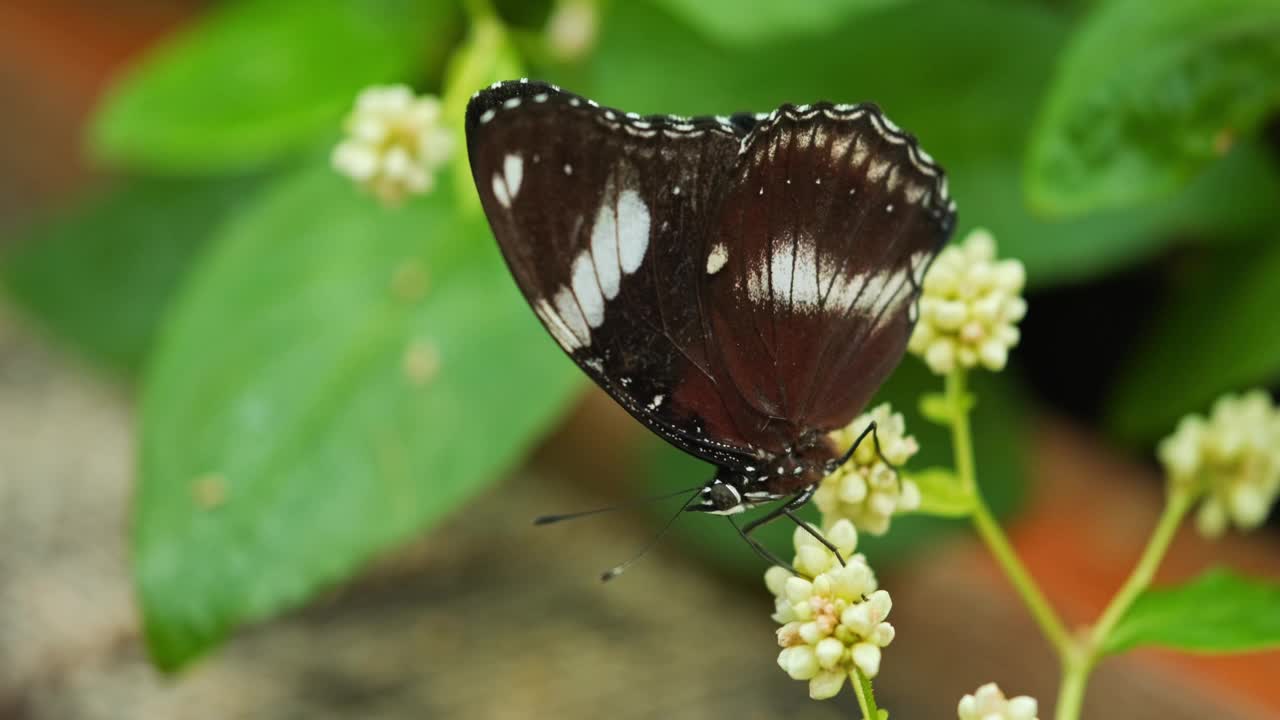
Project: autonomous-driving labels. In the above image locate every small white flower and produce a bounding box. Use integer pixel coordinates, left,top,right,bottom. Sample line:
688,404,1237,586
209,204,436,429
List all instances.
1157,389,1280,537
331,85,455,205
908,228,1026,375
815,403,920,535
546,0,598,62
766,520,895,700
958,682,1038,720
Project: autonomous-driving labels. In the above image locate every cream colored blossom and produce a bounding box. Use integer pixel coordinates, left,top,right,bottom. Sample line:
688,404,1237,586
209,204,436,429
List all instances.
546,0,598,61
908,228,1026,374
958,683,1039,720
331,85,454,204
766,520,895,700
1157,389,1280,537
815,403,920,535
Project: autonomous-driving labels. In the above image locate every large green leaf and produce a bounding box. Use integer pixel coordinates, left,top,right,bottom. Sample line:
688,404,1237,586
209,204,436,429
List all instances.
1027,0,1280,216
91,0,460,174
1103,568,1280,655
646,0,908,46
643,361,1028,580
1107,237,1280,441
136,167,581,668
2,175,263,374
561,0,1279,287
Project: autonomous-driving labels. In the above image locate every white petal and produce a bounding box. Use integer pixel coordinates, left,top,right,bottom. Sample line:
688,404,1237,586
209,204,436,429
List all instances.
784,576,813,604
783,645,819,680
851,642,881,678
815,637,844,669
1007,695,1039,720
808,670,846,700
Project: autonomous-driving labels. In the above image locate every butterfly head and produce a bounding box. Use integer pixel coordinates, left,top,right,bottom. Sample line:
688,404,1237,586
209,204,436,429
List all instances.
687,468,787,515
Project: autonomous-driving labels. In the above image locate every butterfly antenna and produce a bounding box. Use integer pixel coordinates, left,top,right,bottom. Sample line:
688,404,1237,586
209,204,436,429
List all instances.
599,487,702,582
533,485,703,525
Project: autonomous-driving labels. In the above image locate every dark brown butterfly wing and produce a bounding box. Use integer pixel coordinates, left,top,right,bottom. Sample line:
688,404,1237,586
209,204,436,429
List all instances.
466,80,772,467
703,103,955,437
466,81,954,469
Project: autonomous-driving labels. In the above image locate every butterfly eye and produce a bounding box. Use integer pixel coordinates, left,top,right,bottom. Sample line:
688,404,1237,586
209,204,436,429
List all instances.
708,482,742,511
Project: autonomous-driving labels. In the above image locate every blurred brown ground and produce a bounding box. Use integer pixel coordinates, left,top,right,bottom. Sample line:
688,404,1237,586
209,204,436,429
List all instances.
2,2,1279,718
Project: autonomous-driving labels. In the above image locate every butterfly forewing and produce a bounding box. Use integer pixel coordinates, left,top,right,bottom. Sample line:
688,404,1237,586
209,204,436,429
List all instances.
466,81,955,472
466,81,770,466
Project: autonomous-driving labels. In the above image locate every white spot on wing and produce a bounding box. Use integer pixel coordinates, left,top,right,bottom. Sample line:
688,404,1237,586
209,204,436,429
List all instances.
746,256,769,305
831,133,852,161
564,163,573,175
591,202,621,299
550,289,589,350
885,166,901,193
850,136,869,166
904,182,926,204
909,249,932,287
616,189,650,274
852,266,912,317
867,158,890,183
706,244,729,275
770,234,795,305
492,173,511,208
503,154,523,199
827,271,869,315
792,236,821,310
539,295,586,350
572,252,605,328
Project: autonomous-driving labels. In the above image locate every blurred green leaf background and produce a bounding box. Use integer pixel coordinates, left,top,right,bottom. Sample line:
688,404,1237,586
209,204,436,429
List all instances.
3,0,1278,670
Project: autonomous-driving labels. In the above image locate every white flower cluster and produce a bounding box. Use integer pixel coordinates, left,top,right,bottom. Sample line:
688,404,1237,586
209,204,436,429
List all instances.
958,683,1039,720
546,0,598,61
815,404,920,535
908,228,1026,375
1158,389,1280,537
331,85,455,205
765,520,895,700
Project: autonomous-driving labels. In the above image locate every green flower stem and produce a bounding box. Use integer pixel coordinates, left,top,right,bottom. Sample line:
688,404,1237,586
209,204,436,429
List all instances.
852,669,881,720
1053,487,1193,719
945,369,1073,659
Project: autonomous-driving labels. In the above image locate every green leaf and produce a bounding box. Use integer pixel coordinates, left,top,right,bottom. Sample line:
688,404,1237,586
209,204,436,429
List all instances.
908,467,971,518
1103,568,1280,655
565,0,1280,287
1027,0,1280,216
643,360,1027,579
1107,238,1280,441
2,175,263,374
91,0,461,174
646,0,908,46
136,167,581,668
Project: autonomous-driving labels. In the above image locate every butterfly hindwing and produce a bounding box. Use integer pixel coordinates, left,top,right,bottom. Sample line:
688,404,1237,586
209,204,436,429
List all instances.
704,103,954,436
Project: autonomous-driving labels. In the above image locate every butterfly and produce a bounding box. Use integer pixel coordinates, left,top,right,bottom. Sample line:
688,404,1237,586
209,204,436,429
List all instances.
465,79,955,572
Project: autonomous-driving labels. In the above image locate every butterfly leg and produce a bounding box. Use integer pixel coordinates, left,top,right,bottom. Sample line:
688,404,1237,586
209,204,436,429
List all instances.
740,486,847,567
728,516,799,575
831,420,903,492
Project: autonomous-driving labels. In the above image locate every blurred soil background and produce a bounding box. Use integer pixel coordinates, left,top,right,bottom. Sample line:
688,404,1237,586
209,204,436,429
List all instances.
2,2,1279,719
